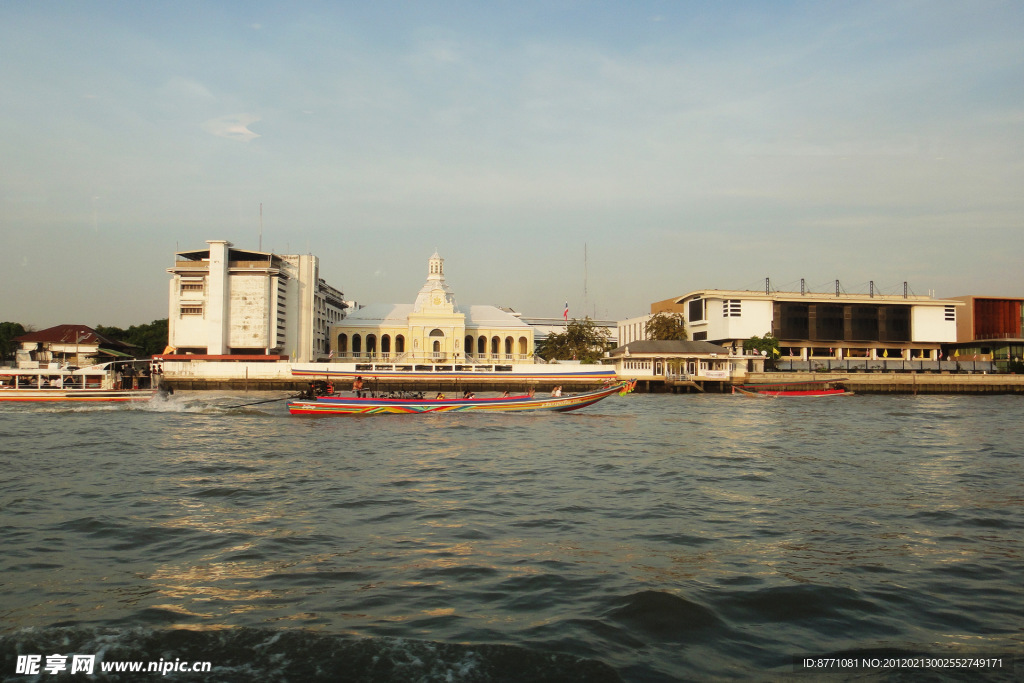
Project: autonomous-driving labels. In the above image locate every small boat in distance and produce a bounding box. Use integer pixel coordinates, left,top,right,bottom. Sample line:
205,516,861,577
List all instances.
0,361,162,403
733,380,853,398
288,380,636,416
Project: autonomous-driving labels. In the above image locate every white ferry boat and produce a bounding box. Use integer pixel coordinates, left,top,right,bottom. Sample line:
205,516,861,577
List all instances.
0,361,161,403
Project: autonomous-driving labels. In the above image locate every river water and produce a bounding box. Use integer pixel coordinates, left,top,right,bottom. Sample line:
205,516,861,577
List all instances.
1,392,1022,681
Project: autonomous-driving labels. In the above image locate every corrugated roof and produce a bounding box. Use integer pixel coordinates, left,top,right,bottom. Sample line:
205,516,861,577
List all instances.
14,324,128,348
609,340,729,356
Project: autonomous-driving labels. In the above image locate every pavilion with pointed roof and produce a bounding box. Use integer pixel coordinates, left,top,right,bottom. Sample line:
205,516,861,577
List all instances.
330,253,535,363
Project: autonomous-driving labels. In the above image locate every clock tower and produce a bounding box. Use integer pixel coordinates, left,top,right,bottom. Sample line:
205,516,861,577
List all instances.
409,252,465,360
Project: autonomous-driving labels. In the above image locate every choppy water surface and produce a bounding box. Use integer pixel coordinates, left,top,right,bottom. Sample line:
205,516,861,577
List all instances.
1,392,1022,681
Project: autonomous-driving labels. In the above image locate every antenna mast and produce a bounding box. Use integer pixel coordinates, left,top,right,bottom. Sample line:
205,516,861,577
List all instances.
584,243,589,317
259,203,263,251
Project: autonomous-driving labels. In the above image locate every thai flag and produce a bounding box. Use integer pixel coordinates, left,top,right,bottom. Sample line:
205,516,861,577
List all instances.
563,302,568,320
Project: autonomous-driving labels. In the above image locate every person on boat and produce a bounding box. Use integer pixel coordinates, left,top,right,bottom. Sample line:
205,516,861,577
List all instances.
501,390,510,397
463,390,475,399
352,376,365,397
435,393,445,399
551,385,563,397
527,388,535,397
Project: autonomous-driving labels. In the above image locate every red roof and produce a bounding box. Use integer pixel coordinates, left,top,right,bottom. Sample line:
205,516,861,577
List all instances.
14,324,130,348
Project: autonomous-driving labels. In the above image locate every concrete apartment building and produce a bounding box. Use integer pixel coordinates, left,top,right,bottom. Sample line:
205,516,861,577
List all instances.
650,284,961,361
166,240,346,362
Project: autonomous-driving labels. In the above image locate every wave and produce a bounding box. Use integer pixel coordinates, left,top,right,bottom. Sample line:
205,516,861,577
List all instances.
0,626,621,682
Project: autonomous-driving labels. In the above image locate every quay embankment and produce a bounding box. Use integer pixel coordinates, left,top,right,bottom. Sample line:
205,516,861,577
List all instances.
738,372,1024,395
627,373,1024,394
158,362,1024,395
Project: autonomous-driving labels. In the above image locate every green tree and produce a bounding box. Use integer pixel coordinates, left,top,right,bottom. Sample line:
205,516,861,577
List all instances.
537,317,611,364
96,319,169,357
0,322,27,365
744,333,781,369
644,312,687,341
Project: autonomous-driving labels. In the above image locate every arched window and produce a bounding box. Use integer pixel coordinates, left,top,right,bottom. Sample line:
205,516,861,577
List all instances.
367,334,377,356
490,336,500,355
395,335,405,353
465,336,473,357
429,329,444,359
382,335,391,357
338,334,348,355
352,334,362,356
518,336,529,358
504,337,513,358
477,336,487,356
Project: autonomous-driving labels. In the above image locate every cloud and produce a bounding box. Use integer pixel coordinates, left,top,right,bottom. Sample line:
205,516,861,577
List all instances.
163,76,216,101
201,114,261,142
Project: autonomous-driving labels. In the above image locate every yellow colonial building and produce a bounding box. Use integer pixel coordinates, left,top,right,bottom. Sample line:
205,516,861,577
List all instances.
330,253,535,363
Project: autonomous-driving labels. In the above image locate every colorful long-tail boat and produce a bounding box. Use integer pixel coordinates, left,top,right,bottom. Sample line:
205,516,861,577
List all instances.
287,380,636,415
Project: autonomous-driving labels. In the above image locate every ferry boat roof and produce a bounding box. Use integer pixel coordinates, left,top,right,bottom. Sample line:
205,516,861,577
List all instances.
0,360,148,375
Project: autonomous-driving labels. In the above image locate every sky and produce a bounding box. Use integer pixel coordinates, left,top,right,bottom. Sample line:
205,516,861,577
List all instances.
2,1,1023,329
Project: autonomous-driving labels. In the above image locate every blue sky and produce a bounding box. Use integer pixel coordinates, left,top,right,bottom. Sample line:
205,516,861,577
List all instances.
2,1,1022,328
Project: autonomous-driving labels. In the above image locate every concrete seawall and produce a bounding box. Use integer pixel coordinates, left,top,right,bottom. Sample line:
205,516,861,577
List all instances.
739,372,1024,395
158,361,1024,395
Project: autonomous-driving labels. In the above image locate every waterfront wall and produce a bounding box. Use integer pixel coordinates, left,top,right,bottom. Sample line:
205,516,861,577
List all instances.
741,372,1024,394
159,361,1024,394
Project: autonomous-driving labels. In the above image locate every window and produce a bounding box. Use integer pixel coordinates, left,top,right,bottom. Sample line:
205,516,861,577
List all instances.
179,277,205,294
945,306,956,322
693,331,708,341
180,306,203,316
723,300,741,317
688,298,705,322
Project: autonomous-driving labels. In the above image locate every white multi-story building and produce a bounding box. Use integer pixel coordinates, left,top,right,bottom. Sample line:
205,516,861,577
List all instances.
651,286,961,361
617,314,652,346
167,240,346,362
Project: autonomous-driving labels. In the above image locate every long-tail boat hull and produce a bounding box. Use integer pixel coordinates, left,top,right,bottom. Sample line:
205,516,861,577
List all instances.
287,381,635,415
